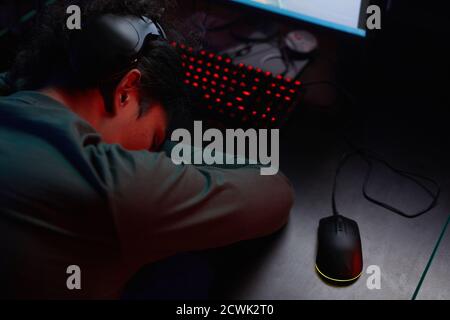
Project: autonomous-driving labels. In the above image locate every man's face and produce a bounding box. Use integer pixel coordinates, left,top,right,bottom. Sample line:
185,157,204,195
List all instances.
120,103,168,152
101,101,168,152
98,69,168,152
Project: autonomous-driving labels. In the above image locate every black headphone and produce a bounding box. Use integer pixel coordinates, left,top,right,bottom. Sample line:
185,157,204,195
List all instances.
68,14,167,111
69,14,167,82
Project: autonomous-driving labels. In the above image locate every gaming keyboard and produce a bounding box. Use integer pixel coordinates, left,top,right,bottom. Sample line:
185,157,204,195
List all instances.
172,42,302,128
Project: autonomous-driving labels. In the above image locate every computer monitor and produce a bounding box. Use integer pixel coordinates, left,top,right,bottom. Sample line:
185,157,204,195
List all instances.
228,0,371,37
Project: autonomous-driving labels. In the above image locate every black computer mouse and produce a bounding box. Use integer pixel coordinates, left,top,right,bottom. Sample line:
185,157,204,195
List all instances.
316,215,363,284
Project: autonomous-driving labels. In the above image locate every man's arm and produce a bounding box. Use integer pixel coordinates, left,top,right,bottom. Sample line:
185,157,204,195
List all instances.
94,144,295,266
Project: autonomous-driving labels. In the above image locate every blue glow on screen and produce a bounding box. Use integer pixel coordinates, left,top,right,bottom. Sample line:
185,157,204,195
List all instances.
229,0,366,37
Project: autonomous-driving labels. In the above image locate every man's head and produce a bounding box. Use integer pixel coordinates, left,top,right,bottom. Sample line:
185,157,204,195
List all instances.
9,0,185,151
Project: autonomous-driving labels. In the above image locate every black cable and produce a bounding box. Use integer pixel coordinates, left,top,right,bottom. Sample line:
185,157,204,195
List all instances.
361,152,440,218
331,150,440,218
331,152,356,216
302,80,441,219
277,35,294,77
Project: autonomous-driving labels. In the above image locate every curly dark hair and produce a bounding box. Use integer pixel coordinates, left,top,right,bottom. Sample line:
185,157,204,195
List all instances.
8,0,186,118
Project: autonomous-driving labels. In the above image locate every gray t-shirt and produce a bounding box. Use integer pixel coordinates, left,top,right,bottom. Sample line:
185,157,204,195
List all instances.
0,85,294,299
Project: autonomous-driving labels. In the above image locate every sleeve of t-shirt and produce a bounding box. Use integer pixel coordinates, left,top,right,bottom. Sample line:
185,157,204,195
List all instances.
91,143,295,267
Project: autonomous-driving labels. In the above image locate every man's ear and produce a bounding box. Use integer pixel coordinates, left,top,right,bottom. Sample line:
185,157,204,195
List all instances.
112,69,142,113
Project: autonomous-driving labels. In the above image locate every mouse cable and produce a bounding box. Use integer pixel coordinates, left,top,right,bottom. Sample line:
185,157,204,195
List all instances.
299,80,441,218
331,150,441,218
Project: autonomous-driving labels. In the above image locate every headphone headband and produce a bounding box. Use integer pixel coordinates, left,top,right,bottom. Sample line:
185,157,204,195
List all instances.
69,14,167,84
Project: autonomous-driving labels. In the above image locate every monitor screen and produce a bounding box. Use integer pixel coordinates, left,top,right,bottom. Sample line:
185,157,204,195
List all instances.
229,0,369,37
